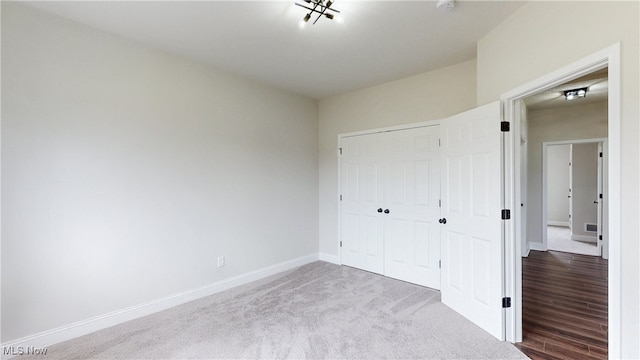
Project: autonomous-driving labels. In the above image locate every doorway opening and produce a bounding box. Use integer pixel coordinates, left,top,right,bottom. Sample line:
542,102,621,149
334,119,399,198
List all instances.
516,70,609,357
543,139,607,258
501,43,620,358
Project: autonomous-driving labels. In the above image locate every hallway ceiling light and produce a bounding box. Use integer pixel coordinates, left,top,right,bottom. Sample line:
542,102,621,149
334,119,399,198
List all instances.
563,87,588,100
295,0,341,26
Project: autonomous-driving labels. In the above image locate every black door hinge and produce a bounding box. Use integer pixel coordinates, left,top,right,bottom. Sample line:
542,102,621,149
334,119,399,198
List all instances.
501,121,510,132
502,297,511,308
340,194,343,201
439,260,441,269
340,241,343,248
339,147,343,155
600,152,603,157
501,209,511,220
599,193,603,199
599,235,603,240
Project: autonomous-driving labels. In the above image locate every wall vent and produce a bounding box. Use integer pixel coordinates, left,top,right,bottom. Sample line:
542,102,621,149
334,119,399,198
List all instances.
585,223,598,232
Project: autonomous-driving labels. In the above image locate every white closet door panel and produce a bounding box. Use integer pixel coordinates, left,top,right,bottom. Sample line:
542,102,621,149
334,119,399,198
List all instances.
340,134,385,274
384,126,441,289
440,101,503,340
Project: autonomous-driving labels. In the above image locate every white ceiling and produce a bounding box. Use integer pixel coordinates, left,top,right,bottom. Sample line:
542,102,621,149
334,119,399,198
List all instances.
26,1,525,99
524,68,609,111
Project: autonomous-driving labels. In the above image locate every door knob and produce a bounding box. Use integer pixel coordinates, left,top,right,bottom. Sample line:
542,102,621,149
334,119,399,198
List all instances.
439,218,447,224
377,208,383,213
384,209,390,214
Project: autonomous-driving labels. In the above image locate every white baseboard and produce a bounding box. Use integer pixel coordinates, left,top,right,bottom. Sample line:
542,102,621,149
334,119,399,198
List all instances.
547,221,570,227
528,242,546,252
318,252,341,264
571,234,597,243
1,253,319,359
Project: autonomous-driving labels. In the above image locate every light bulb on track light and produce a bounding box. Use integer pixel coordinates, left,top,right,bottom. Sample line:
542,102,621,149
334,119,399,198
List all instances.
294,0,341,26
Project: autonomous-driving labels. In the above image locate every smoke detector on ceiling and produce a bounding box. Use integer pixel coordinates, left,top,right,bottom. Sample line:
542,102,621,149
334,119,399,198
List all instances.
436,0,455,12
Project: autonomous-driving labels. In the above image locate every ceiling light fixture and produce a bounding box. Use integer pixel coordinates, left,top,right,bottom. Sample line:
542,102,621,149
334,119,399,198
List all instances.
295,0,341,26
564,87,588,100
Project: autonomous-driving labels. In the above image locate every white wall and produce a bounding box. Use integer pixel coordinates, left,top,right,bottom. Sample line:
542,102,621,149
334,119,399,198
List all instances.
1,3,318,342
477,1,639,356
526,102,607,247
4,1,639,356
571,143,599,239
546,145,570,225
318,60,477,259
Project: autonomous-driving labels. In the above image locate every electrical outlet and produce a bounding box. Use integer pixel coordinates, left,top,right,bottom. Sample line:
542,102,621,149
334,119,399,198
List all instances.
217,256,225,267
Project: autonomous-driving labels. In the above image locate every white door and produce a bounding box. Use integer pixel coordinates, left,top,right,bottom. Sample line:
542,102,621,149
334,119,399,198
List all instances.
519,137,527,256
384,126,441,289
601,140,609,260
597,142,603,254
340,133,385,275
569,145,573,232
440,101,504,340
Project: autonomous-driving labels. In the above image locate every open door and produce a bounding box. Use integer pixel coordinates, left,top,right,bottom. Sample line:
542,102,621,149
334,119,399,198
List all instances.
440,101,504,340
569,145,573,234
597,142,603,255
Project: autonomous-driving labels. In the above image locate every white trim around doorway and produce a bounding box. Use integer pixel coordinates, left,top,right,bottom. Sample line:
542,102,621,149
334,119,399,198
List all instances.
500,43,621,358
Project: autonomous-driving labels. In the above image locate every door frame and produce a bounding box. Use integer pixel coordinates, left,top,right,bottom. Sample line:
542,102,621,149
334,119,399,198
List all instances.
500,43,621,357
541,138,607,254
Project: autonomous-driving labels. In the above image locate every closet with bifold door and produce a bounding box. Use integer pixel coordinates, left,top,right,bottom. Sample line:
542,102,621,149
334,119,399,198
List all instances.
339,125,442,289
339,102,505,340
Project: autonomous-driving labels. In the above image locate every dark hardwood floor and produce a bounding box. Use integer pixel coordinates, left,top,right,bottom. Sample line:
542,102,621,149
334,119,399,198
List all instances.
515,250,608,360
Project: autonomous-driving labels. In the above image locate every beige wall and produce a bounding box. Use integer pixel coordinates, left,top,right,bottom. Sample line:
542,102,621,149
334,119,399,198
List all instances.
318,60,477,257
478,1,639,355
3,0,639,356
2,3,318,341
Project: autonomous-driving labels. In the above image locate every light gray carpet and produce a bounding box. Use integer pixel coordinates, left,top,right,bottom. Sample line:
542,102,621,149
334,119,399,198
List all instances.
26,262,527,359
